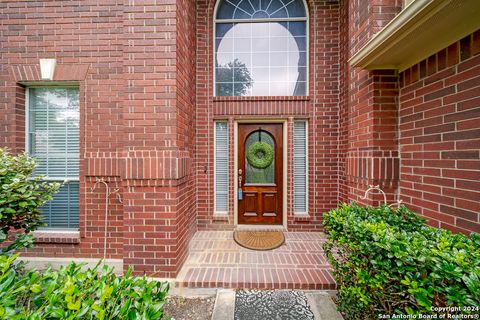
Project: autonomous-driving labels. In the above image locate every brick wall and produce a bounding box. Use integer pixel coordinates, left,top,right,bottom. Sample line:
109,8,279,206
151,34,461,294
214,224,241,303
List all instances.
342,3,480,234
0,0,477,280
195,0,341,231
340,0,403,206
0,0,125,259
399,31,480,234
338,0,349,203
0,0,197,277
339,1,480,232
121,0,196,277
174,0,197,274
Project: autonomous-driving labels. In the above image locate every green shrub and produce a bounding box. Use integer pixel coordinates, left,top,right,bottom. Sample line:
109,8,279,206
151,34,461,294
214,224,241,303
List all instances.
0,148,60,253
323,203,480,319
0,254,169,319
0,148,169,319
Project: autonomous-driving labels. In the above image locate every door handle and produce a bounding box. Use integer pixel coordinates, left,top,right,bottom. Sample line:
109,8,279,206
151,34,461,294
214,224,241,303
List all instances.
238,169,243,200
238,169,243,188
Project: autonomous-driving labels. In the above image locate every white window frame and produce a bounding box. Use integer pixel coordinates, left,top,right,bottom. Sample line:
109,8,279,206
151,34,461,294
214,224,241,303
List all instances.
25,86,80,230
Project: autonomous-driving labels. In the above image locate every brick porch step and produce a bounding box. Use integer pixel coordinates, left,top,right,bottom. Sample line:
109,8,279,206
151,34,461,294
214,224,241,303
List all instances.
176,231,336,290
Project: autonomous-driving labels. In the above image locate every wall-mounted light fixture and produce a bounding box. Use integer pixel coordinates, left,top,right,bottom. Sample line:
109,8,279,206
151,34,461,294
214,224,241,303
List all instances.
39,58,56,80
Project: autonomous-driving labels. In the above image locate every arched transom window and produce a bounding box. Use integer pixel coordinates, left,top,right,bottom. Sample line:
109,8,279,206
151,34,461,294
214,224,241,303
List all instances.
215,0,308,96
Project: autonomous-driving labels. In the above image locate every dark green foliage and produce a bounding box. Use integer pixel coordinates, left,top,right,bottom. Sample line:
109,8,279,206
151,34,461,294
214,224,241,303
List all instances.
216,59,253,96
246,141,274,169
323,203,480,319
0,148,60,253
0,255,169,319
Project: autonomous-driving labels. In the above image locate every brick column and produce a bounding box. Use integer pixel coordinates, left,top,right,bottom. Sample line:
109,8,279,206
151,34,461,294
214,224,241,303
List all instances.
341,0,403,205
122,0,196,277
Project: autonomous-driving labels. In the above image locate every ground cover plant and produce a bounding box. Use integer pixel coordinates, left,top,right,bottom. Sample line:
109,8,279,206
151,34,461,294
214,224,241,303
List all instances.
0,148,170,319
323,203,480,319
0,255,169,319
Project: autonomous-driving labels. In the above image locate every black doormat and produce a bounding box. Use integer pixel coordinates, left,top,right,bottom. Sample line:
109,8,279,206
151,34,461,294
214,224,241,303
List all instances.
234,290,315,320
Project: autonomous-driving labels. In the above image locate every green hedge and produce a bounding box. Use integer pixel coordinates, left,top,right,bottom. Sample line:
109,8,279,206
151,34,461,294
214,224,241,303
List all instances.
323,203,480,319
0,148,60,254
0,255,169,319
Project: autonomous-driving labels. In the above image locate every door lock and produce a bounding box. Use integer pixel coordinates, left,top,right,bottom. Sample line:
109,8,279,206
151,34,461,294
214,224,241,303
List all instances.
238,169,243,187
238,169,243,200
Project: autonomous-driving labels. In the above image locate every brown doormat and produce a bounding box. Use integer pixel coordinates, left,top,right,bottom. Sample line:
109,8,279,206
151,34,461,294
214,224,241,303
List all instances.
233,230,285,250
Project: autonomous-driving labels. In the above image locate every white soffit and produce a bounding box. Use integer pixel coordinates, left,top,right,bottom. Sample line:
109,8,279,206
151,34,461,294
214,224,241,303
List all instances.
349,0,480,71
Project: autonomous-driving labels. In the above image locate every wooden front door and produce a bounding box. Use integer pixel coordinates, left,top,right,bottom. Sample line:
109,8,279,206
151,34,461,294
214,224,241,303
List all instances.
238,124,283,225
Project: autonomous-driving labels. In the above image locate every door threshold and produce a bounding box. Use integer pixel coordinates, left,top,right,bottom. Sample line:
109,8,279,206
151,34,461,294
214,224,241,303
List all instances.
235,225,286,231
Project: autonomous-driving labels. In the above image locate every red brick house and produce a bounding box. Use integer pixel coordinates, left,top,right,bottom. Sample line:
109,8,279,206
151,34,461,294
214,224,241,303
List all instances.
0,0,479,279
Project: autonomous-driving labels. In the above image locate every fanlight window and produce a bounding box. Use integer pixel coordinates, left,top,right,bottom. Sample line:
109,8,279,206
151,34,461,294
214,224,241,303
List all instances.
215,0,308,96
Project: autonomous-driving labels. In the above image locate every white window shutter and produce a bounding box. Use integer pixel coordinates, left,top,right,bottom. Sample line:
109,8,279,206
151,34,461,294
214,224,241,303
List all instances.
294,121,307,214
215,122,228,213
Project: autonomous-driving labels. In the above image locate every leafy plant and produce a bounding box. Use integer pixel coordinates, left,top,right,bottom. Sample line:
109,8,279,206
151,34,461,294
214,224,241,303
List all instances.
323,203,480,319
215,59,253,96
0,255,169,319
246,141,274,169
0,148,60,253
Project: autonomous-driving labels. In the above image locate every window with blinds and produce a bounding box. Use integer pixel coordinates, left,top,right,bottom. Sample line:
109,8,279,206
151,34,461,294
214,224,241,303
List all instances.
293,121,307,214
215,121,228,214
28,87,80,229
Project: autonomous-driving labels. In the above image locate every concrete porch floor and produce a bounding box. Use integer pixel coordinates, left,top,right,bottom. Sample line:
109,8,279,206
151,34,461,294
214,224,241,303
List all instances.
176,231,336,290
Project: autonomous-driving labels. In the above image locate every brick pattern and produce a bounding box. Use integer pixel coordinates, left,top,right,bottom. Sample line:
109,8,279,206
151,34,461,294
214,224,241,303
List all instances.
121,0,197,277
349,0,403,56
346,70,400,204
340,0,402,206
0,0,198,277
34,232,80,245
24,176,124,259
0,0,478,285
174,0,197,276
177,231,335,289
195,0,341,231
213,97,310,115
338,0,349,203
9,64,89,82
1,0,125,260
399,31,480,234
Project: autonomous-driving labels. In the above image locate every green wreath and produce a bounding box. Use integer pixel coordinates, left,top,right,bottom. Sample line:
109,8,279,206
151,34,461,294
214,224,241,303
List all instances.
247,141,274,169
